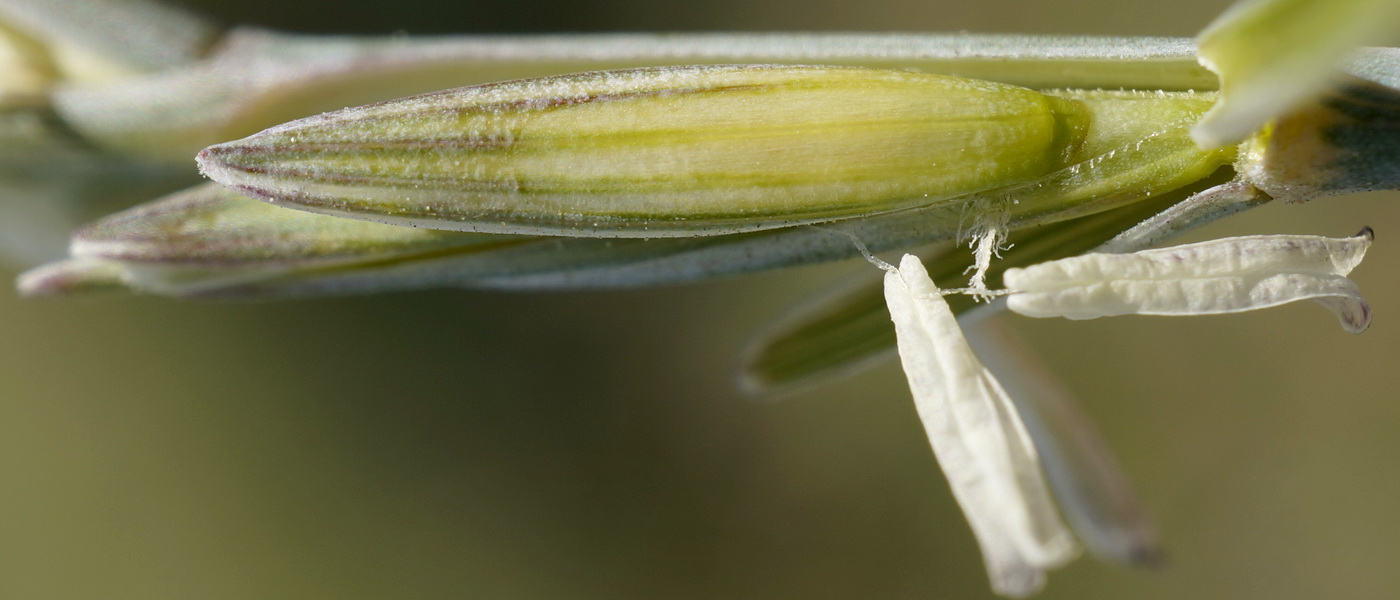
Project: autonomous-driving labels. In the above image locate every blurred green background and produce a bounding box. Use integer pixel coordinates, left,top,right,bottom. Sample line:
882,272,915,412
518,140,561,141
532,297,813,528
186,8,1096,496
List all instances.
7,0,1400,599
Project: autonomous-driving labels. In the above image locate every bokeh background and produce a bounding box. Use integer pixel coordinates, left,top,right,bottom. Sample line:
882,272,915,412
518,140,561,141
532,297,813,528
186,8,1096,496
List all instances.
6,0,1400,599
